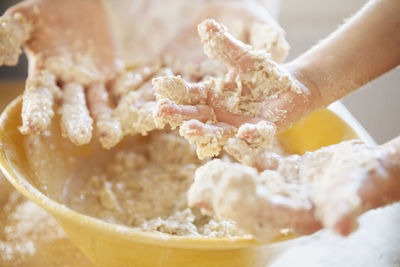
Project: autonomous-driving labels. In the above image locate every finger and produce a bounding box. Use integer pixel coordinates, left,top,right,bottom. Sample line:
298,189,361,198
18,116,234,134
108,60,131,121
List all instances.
0,12,32,66
306,141,386,236
20,71,61,135
131,67,174,102
213,106,261,128
256,198,322,239
249,22,289,64
224,138,281,171
59,82,93,145
155,99,215,129
197,19,264,72
153,75,208,105
179,119,236,159
318,162,392,236
87,83,122,149
236,121,276,148
112,91,157,136
111,62,162,99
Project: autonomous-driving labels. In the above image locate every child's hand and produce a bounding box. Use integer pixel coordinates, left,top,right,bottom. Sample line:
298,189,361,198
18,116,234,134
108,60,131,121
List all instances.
155,20,318,158
1,0,125,147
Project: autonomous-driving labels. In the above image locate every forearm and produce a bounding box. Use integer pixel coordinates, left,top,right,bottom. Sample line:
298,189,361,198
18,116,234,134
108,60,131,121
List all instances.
287,0,400,108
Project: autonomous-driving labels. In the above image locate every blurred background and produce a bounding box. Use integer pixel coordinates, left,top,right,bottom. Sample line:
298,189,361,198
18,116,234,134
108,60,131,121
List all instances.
0,0,398,144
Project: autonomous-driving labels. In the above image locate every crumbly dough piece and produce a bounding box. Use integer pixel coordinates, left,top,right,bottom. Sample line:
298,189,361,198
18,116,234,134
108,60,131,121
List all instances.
220,121,278,169
20,71,61,135
110,67,174,141
188,140,383,241
179,120,235,160
68,131,247,237
154,75,208,106
236,121,276,148
0,13,32,66
112,90,158,136
153,75,211,132
223,137,283,171
178,120,275,160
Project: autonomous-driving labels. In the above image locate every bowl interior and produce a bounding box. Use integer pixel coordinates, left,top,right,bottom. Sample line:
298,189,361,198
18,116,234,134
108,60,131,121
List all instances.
0,97,361,264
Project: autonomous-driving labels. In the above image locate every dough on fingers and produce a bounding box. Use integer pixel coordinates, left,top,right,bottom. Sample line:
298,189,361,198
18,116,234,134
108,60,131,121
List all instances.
59,82,93,145
154,20,301,159
155,99,215,129
0,12,32,66
179,120,236,159
111,62,162,99
87,83,122,149
20,70,61,135
188,159,321,242
188,140,393,240
153,75,208,106
112,91,158,136
249,22,289,64
112,68,175,138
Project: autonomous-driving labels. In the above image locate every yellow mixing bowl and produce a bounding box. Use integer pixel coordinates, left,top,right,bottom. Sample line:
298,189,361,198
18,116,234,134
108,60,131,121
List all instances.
0,97,367,267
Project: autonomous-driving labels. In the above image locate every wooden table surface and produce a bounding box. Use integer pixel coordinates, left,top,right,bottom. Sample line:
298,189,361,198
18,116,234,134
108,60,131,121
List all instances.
0,81,399,267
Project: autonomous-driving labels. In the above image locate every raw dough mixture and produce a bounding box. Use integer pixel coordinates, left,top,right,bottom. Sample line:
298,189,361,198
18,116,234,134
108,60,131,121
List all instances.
66,130,262,237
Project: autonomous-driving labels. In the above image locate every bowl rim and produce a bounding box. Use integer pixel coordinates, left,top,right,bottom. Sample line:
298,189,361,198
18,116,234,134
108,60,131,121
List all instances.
1,97,296,250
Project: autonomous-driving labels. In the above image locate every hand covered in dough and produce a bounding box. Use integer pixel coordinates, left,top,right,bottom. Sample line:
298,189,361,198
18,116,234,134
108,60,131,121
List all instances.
162,0,289,81
0,0,291,150
154,19,318,159
188,138,400,242
0,0,126,148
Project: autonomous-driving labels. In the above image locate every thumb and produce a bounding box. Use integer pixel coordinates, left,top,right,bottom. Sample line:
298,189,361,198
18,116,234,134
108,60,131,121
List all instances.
0,7,32,66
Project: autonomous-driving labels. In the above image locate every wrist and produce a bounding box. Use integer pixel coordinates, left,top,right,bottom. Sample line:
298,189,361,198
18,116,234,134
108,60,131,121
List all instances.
283,60,324,111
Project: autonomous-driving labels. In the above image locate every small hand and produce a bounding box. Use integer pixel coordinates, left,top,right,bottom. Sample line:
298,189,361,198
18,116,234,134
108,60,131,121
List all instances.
155,19,317,158
189,139,399,241
1,0,126,147
162,0,289,81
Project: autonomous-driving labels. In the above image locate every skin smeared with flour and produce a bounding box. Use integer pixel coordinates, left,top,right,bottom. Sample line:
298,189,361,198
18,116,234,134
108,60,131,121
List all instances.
154,19,306,159
188,139,400,242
